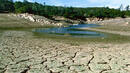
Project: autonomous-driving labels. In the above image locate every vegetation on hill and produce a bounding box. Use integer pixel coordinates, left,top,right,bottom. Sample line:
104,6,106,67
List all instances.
0,0,130,20
0,0,14,12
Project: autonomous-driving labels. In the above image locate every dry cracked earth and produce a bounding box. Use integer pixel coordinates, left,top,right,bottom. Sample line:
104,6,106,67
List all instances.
0,31,130,73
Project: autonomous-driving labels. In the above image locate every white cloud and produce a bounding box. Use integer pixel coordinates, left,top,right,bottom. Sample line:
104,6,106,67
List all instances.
88,0,130,8
48,0,64,6
15,0,22,1
88,0,106,3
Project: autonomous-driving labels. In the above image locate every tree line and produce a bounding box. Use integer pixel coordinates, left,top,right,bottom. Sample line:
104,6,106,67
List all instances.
0,0,130,20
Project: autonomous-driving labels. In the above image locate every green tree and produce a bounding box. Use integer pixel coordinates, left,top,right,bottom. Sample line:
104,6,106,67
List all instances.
1,0,129,19
125,5,129,11
0,0,14,12
15,6,28,13
23,0,28,3
119,4,123,11
8,0,13,2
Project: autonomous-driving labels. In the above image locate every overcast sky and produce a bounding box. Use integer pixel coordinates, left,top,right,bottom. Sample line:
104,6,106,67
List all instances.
14,0,130,8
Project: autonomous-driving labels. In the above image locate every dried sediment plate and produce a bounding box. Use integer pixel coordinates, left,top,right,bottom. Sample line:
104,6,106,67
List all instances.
0,31,130,73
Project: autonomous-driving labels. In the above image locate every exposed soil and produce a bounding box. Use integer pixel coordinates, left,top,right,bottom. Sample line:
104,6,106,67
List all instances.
0,14,130,73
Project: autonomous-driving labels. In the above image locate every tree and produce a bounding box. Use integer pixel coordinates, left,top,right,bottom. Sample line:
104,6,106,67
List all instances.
8,0,13,2
0,0,14,12
14,2,23,10
0,0,129,18
125,5,129,11
15,6,26,13
43,2,46,6
119,4,123,11
23,0,28,3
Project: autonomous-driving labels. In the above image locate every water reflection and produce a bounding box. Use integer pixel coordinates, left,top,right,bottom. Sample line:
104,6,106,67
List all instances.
34,24,105,37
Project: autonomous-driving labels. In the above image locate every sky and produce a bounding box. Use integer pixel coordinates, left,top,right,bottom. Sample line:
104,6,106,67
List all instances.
14,0,130,8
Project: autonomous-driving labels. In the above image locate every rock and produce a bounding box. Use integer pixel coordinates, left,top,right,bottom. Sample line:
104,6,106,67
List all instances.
28,16,35,22
56,23,63,26
11,13,64,26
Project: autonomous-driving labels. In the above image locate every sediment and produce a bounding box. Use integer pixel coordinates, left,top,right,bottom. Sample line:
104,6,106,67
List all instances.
0,31,130,73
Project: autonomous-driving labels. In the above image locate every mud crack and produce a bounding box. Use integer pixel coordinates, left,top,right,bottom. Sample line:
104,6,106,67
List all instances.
99,65,112,73
87,55,94,71
16,58,33,64
20,66,31,73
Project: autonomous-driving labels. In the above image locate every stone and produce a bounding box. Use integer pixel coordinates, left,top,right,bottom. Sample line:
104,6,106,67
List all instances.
28,16,35,22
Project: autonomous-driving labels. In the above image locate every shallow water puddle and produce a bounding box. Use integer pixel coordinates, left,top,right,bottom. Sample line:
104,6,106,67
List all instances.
33,24,105,38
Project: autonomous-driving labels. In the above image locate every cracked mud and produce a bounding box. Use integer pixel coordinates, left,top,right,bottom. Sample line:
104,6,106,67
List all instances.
0,31,130,73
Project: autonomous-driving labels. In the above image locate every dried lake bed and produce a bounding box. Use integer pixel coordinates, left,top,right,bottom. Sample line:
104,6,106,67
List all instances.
0,30,130,73
0,14,130,73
